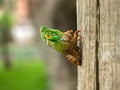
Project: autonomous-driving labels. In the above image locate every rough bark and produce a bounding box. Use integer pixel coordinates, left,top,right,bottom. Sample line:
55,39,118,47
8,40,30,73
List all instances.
77,0,97,90
77,0,120,90
99,0,120,90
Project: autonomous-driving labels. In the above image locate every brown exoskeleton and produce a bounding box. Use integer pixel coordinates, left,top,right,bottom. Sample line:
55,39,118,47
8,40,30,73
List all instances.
62,30,82,65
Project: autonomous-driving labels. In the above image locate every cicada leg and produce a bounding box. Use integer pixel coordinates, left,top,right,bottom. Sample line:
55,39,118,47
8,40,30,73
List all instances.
73,30,81,40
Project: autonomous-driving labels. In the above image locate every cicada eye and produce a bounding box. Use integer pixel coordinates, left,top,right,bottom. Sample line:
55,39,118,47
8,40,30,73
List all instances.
47,32,51,35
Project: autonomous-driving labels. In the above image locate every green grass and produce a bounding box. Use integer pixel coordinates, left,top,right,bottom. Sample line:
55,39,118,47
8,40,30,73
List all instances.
0,59,49,90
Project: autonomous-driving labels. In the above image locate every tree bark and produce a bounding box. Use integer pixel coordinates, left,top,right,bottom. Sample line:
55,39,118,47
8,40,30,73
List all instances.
99,0,120,90
77,0,120,90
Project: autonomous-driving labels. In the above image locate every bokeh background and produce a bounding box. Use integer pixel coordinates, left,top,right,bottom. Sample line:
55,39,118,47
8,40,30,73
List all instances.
0,0,77,90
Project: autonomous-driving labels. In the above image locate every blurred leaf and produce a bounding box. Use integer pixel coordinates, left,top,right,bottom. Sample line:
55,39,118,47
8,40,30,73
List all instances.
0,0,3,5
0,12,14,30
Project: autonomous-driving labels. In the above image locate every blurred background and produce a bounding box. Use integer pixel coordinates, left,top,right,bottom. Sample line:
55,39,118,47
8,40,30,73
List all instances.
0,0,77,90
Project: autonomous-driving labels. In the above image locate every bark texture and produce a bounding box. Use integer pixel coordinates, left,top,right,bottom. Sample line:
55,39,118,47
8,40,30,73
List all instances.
77,0,120,90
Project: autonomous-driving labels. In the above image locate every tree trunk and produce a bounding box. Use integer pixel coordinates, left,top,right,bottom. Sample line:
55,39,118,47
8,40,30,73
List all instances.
77,0,120,90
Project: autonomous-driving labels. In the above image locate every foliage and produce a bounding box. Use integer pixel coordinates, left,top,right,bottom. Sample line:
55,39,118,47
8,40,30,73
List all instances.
0,12,13,29
0,0,3,6
0,59,49,90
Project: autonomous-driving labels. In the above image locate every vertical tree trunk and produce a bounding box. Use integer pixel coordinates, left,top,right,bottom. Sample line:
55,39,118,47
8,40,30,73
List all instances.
77,0,120,90
0,12,13,69
1,45,11,69
99,0,120,90
77,0,98,90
